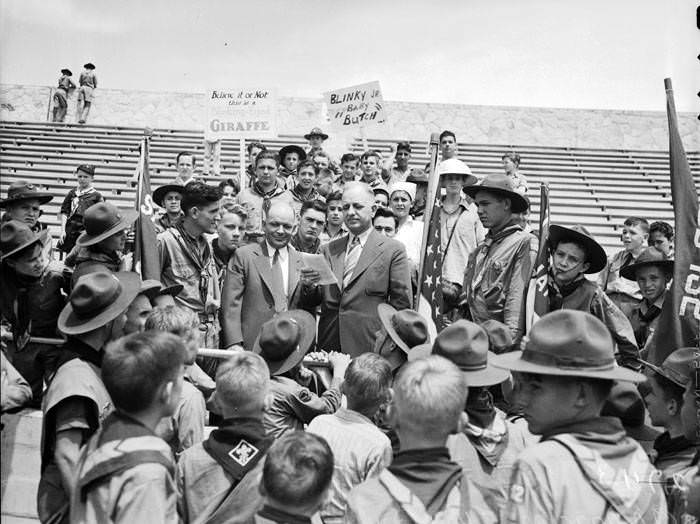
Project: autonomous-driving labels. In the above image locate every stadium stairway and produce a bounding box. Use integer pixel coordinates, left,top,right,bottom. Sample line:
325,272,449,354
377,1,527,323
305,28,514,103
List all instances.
1,120,699,254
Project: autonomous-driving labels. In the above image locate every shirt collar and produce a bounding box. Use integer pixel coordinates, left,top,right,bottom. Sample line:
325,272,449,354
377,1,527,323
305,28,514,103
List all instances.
265,240,288,258
349,226,372,249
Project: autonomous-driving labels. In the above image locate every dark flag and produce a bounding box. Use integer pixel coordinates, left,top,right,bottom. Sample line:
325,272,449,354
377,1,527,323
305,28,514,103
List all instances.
526,183,551,331
133,136,161,280
645,78,700,364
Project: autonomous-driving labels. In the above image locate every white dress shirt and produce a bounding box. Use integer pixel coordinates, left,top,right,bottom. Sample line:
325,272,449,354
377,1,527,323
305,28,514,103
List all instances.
266,241,289,297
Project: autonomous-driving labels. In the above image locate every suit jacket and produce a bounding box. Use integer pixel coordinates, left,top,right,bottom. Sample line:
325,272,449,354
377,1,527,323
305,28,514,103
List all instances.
221,241,303,350
304,229,412,357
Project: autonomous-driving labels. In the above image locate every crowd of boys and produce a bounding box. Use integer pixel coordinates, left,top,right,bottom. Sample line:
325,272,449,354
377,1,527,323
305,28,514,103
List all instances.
0,126,697,523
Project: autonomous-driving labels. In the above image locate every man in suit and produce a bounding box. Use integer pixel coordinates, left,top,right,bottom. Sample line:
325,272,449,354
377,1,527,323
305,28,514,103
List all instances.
221,201,303,351
300,182,412,357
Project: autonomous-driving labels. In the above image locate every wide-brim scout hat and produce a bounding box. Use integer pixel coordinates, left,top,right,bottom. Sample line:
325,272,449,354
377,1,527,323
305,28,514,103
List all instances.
0,181,54,208
58,271,141,335
389,182,417,202
304,127,329,140
279,145,307,163
159,283,183,297
433,320,510,387
0,220,50,261
378,304,429,354
61,68,73,76
620,246,674,281
139,279,165,301
463,173,529,214
152,184,185,208
492,309,646,382
640,347,695,388
253,310,316,376
548,224,607,274
437,159,478,186
76,202,138,247
601,382,660,442
84,63,96,70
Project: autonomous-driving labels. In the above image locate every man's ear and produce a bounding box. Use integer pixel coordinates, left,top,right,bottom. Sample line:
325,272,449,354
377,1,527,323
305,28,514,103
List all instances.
574,382,593,409
370,203,377,215
667,398,680,416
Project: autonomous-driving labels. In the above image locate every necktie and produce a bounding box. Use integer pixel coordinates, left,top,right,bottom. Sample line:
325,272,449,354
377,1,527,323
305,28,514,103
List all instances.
343,236,361,288
270,249,287,311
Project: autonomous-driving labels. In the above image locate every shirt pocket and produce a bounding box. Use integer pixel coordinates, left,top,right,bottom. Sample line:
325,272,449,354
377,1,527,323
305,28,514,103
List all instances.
171,262,197,283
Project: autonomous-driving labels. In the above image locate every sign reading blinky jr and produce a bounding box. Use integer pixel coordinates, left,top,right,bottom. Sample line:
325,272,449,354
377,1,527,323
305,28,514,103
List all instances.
325,81,387,129
204,88,277,139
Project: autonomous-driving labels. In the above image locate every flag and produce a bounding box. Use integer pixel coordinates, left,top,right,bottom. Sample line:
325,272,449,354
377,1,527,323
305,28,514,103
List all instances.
133,137,161,280
525,183,550,331
417,191,445,336
645,79,700,364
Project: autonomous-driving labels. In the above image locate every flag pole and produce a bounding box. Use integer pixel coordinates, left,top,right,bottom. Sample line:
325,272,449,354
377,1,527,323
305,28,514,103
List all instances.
414,132,441,309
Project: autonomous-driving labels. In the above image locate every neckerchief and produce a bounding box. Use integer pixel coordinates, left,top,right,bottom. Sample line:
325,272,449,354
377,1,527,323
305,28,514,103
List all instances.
464,408,510,467
256,505,311,524
253,180,281,215
291,185,320,203
388,447,462,515
71,186,97,214
638,299,663,323
653,432,697,457
547,273,585,311
172,222,212,305
212,238,234,275
203,417,272,481
470,220,523,293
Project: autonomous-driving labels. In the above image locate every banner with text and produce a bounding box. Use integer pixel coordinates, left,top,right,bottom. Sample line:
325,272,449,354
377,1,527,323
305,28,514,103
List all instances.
204,88,277,140
325,81,387,129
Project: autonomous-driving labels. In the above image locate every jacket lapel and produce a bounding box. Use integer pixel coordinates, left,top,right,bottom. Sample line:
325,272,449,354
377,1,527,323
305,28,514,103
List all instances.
251,243,275,296
329,237,348,288
345,230,383,289
287,247,300,300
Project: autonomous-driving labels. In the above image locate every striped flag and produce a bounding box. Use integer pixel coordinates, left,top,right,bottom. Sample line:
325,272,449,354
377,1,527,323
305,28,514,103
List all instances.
525,182,550,331
645,79,700,364
133,137,161,280
417,193,444,337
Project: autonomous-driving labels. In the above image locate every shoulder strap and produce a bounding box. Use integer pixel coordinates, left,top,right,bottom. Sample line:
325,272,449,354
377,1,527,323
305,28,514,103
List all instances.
443,206,465,256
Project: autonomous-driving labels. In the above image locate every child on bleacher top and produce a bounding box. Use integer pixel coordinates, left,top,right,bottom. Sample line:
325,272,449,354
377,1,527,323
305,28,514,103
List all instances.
599,216,649,319
70,331,187,523
307,353,393,523
59,164,103,254
52,68,75,123
76,63,97,124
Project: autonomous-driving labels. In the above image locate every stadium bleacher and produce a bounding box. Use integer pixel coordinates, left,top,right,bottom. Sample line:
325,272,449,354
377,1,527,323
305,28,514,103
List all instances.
1,120,699,254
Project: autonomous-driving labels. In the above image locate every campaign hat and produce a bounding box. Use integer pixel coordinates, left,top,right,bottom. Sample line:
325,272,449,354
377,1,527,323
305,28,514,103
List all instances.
0,181,54,208
153,184,186,208
0,220,49,261
58,271,141,335
253,310,316,376
304,127,329,140
279,145,307,163
437,159,478,186
601,382,660,442
76,202,138,247
83,63,96,70
480,320,515,354
640,347,696,388
463,173,529,214
378,304,429,355
61,68,73,76
492,309,645,382
620,246,674,281
548,224,607,274
139,279,165,301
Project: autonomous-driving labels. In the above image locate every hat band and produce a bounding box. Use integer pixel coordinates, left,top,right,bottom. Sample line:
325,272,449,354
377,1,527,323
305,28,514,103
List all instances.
460,361,489,372
521,348,616,371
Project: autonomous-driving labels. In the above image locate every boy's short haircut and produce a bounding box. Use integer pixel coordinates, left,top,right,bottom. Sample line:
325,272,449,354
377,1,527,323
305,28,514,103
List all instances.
326,190,343,204
360,150,382,163
313,150,330,160
393,356,466,438
649,221,674,241
501,151,521,166
145,305,199,338
246,142,267,155
102,331,187,413
552,238,589,262
300,199,328,218
297,159,317,173
439,130,456,143
343,353,392,415
373,207,398,229
396,142,411,153
181,181,222,216
215,352,270,414
650,371,685,406
262,432,334,507
218,178,240,193
341,153,358,165
220,201,248,219
254,150,279,168
623,216,649,234
176,151,196,166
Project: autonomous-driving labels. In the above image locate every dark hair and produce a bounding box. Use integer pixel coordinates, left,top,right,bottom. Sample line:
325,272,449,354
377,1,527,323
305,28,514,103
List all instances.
439,130,456,143
300,199,328,217
246,141,266,155
102,331,187,413
176,151,196,167
501,151,521,166
254,150,279,168
396,142,411,153
551,237,589,263
649,221,674,241
341,153,358,165
360,150,381,163
650,371,685,406
297,159,316,174
343,353,392,416
624,216,649,233
326,191,343,204
218,178,240,193
262,432,334,507
181,181,222,216
373,207,398,228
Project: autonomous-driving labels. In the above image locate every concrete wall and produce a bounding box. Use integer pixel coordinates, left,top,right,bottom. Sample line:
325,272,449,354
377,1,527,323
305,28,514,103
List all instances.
1,84,697,151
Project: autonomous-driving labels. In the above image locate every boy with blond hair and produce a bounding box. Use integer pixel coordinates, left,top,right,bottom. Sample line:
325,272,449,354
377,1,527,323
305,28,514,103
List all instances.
177,352,272,523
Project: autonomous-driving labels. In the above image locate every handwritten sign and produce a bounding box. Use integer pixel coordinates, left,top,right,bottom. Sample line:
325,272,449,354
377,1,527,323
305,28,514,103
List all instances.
204,88,277,139
325,81,386,128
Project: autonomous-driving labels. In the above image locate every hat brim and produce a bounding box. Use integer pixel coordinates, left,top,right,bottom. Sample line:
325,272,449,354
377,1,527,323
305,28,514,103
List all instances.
253,310,317,376
0,228,49,261
61,69,72,76
620,260,674,281
153,185,185,208
0,193,54,208
279,145,307,162
304,132,328,140
76,208,138,247
491,350,646,383
139,279,163,301
439,172,478,186
84,63,95,70
639,358,687,388
378,303,412,354
463,185,528,213
57,271,141,335
461,352,511,387
407,342,433,362
548,225,607,274
159,283,183,297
